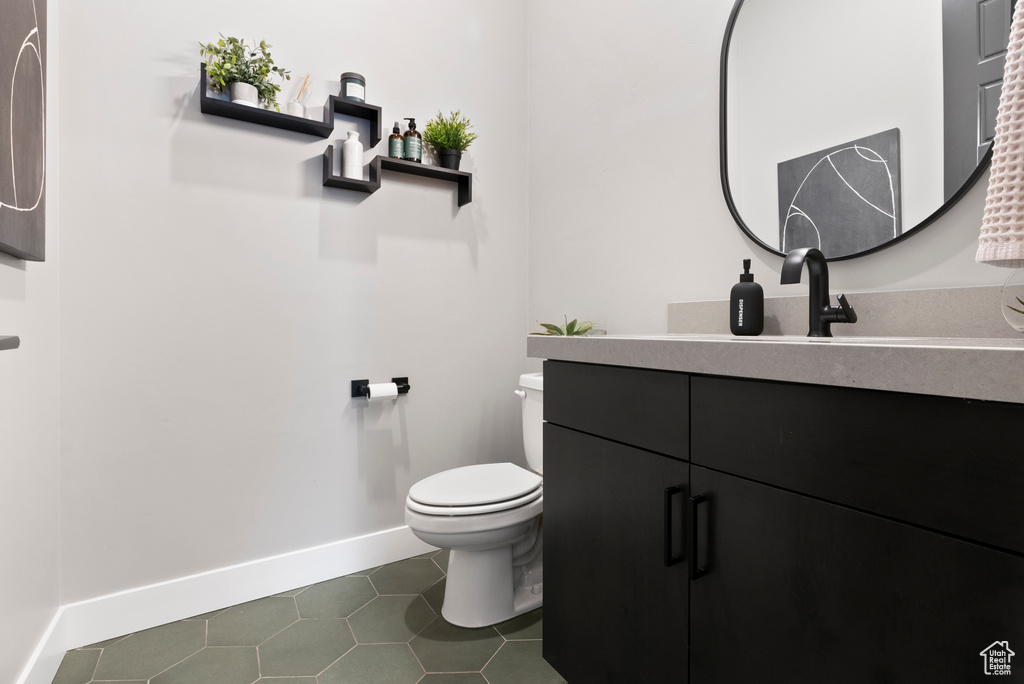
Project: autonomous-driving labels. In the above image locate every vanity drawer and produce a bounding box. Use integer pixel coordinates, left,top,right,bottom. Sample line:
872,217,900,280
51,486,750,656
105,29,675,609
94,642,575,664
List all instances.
691,375,1024,555
544,361,689,460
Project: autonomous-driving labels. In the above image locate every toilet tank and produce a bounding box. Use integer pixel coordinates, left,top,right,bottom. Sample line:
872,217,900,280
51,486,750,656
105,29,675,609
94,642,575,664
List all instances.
518,372,544,474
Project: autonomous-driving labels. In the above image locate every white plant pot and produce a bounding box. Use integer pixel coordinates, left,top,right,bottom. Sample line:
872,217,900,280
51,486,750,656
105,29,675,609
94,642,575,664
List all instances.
229,82,259,108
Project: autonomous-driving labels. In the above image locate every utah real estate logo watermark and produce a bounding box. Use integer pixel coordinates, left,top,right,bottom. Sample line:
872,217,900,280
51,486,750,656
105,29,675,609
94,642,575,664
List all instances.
980,641,1014,676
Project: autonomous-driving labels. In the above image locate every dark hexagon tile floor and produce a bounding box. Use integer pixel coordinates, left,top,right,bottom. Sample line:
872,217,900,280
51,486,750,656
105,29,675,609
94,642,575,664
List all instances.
51,549,565,684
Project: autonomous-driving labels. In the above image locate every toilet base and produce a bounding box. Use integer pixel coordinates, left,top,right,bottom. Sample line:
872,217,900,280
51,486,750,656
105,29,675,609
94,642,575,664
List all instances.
405,489,544,628
442,546,543,628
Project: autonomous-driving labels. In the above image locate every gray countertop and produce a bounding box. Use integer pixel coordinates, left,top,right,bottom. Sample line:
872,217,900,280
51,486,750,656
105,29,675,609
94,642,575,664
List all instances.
0,336,19,351
527,333,1024,404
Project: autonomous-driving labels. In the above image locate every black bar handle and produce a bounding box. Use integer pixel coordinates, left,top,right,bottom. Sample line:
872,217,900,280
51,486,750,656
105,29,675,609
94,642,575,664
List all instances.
664,485,685,567
689,494,708,580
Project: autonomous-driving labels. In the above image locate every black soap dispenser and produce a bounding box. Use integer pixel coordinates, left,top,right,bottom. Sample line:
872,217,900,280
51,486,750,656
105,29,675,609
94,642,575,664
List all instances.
730,259,764,336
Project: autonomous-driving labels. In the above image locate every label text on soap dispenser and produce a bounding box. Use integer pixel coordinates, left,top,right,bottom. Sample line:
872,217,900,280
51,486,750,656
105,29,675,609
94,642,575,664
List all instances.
737,299,744,327
404,138,422,160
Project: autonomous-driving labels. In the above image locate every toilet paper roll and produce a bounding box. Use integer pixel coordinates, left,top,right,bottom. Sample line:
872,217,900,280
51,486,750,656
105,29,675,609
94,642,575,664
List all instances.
366,382,399,402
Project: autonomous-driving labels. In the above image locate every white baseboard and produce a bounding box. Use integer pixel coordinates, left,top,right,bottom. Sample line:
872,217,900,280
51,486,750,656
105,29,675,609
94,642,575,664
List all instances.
17,525,433,684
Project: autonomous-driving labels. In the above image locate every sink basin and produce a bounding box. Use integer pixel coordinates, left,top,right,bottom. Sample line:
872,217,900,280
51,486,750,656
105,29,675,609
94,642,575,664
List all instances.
729,335,960,345
814,336,922,343
758,336,921,343
577,333,1022,349
600,333,927,344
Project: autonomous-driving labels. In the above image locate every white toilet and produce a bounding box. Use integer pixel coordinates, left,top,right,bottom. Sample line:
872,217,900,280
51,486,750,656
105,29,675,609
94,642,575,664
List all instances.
405,372,545,628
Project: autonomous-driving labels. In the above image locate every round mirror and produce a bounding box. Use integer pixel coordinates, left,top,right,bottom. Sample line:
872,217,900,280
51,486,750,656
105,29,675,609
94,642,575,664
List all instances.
720,0,1012,260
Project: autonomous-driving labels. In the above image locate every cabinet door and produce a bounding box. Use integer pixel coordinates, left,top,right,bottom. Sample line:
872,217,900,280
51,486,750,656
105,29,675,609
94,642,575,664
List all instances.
544,424,689,683
690,466,1024,683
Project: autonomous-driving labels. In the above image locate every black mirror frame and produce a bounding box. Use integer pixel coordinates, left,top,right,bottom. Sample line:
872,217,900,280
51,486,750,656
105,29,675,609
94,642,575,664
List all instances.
719,0,994,262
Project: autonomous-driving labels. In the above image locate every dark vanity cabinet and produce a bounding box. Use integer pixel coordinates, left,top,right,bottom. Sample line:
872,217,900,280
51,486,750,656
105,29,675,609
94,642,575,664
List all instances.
544,362,690,683
543,361,1024,683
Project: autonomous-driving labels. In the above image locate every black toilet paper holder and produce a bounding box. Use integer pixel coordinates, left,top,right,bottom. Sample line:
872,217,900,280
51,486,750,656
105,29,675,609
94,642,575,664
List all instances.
351,377,411,398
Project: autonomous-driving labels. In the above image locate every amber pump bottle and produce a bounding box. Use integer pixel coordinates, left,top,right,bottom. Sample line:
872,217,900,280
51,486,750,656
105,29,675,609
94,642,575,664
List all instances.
388,122,403,159
403,118,422,163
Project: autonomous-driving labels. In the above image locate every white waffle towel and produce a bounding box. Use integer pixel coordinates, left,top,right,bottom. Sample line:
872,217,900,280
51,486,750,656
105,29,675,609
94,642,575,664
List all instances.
979,1,1024,268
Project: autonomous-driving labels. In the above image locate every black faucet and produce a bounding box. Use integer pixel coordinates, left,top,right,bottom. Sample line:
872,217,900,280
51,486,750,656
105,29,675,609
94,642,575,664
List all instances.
780,247,857,337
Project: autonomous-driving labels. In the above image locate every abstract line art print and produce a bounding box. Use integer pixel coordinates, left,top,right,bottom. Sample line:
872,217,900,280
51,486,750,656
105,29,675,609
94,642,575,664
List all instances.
0,0,46,261
777,128,901,259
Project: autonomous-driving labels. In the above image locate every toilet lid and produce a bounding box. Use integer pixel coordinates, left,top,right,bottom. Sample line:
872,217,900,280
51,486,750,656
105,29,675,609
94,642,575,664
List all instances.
409,463,542,508
406,486,542,516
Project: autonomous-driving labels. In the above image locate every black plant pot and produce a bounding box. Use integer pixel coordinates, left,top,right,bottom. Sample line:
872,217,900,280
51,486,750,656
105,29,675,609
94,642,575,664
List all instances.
438,149,462,170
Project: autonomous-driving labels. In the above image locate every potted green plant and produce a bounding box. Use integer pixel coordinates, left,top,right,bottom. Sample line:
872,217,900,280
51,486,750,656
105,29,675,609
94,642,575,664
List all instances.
423,110,478,170
199,35,291,111
530,316,602,336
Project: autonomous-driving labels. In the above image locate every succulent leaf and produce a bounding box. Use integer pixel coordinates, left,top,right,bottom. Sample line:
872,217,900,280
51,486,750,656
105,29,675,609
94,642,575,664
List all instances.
534,316,600,336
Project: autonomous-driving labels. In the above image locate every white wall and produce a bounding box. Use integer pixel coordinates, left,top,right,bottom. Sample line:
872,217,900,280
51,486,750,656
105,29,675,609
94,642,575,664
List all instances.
0,0,61,679
528,0,1007,335
57,0,530,604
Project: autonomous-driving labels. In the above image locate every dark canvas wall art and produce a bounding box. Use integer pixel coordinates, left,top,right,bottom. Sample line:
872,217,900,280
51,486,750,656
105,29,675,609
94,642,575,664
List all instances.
0,0,46,261
777,128,902,258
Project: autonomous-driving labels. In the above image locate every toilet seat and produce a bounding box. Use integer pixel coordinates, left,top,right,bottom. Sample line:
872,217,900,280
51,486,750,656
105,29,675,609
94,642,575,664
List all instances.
408,463,542,516
406,491,543,535
407,486,543,516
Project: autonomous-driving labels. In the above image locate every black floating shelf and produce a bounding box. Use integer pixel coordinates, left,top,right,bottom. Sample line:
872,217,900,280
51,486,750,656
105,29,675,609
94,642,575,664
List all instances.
321,154,473,206
199,64,382,145
378,157,472,206
0,336,20,351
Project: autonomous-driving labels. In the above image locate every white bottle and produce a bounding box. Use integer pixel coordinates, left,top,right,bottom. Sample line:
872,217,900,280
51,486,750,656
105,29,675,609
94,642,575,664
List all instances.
342,131,362,180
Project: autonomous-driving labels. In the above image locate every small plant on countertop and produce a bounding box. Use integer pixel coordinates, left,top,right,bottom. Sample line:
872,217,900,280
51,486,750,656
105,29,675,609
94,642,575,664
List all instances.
423,110,478,152
1008,295,1024,316
531,316,601,336
200,35,291,111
